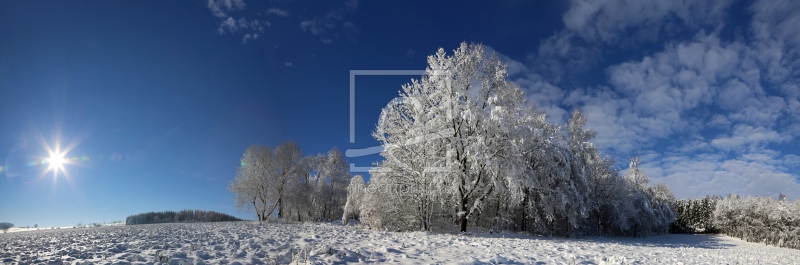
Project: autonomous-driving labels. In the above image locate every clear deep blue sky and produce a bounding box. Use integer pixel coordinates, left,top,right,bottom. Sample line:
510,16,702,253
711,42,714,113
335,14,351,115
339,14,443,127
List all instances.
2,0,799,227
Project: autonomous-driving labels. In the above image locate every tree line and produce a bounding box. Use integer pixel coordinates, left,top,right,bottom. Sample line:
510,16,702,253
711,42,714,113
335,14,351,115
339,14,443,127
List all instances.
125,210,243,225
672,194,800,250
227,141,350,223
671,196,720,234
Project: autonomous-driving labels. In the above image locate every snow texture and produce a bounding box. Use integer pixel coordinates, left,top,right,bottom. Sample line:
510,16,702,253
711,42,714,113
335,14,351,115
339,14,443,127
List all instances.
2,221,799,264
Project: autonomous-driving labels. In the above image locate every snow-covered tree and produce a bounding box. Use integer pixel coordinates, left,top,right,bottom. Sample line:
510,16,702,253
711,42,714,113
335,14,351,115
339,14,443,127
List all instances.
228,145,278,221
372,42,529,233
230,141,353,223
672,196,720,233
342,175,365,225
272,141,305,219
712,194,800,249
361,163,422,231
585,155,631,236
622,157,676,237
371,92,449,231
307,147,350,221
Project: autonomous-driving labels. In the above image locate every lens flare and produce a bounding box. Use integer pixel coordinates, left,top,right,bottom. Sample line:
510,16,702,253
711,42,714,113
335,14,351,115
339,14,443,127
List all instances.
30,122,92,193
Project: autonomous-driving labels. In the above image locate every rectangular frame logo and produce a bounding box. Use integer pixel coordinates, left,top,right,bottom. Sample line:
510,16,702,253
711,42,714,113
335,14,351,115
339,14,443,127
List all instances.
347,70,426,172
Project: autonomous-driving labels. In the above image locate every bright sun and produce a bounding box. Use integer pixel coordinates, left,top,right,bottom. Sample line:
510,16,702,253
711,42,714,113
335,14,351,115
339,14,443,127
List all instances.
32,124,90,186
47,151,67,172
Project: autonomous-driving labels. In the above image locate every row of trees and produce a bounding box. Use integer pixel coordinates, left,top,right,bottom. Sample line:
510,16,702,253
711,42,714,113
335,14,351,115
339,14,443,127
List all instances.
125,210,243,225
344,43,676,237
665,194,800,250
713,194,800,250
228,141,350,222
671,196,720,234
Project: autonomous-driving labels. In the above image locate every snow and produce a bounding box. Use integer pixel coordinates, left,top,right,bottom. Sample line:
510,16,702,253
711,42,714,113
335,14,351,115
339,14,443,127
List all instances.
2,222,799,264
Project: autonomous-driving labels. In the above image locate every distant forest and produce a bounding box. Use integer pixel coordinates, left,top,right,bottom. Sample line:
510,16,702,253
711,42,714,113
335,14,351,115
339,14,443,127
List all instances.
125,210,244,225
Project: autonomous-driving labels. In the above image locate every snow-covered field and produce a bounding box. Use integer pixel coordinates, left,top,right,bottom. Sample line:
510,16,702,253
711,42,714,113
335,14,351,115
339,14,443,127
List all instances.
2,221,799,265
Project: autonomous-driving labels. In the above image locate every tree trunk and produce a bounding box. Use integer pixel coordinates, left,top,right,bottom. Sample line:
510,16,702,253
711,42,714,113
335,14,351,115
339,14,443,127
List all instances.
459,195,468,232
522,189,529,232
277,197,283,219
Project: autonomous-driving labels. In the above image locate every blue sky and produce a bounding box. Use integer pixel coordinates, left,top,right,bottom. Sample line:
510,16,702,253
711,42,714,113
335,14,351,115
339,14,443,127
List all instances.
1,0,798,228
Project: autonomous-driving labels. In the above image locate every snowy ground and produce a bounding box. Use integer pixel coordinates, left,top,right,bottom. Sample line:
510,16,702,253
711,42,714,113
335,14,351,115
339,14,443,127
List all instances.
2,221,799,265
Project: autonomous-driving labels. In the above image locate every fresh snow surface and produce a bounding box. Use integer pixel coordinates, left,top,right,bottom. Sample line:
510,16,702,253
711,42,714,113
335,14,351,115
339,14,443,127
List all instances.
2,222,799,264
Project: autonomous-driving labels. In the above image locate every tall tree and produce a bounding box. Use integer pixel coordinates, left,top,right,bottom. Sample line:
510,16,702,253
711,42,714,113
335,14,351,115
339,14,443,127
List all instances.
308,147,350,220
273,141,305,219
373,42,528,232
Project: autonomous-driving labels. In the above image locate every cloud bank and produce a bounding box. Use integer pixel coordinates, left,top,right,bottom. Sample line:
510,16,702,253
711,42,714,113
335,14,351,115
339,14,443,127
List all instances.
504,0,800,199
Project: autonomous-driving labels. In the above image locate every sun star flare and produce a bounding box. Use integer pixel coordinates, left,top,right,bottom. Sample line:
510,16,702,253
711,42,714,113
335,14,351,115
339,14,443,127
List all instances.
47,151,67,173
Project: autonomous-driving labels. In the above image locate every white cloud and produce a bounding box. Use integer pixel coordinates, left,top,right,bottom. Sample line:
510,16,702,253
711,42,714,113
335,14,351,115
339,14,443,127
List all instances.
784,154,800,169
781,83,800,116
532,31,601,83
207,0,246,18
707,114,731,128
562,0,733,44
710,125,788,152
242,34,258,44
218,17,238,34
519,0,800,200
643,154,800,199
300,0,359,43
750,0,800,84
207,0,270,44
488,46,569,124
266,8,290,17
218,17,269,35
533,0,736,84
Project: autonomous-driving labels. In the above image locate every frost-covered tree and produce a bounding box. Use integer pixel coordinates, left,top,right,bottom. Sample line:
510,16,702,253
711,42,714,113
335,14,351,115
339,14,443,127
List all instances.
621,157,676,237
587,157,632,236
361,163,421,230
272,141,306,219
512,108,573,235
307,147,350,221
228,145,277,221
372,42,529,232
229,141,350,222
342,175,365,225
672,196,720,234
713,194,800,249
279,147,352,222
371,92,450,231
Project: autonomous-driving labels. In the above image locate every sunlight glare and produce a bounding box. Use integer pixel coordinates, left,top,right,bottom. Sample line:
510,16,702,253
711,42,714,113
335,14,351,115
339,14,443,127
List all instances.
47,151,66,172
